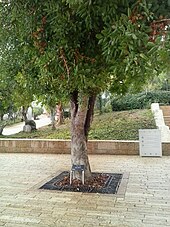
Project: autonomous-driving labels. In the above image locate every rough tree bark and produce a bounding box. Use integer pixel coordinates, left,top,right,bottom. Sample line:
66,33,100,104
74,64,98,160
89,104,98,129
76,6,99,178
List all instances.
50,107,56,130
21,106,28,122
70,91,96,180
56,102,64,125
0,121,7,135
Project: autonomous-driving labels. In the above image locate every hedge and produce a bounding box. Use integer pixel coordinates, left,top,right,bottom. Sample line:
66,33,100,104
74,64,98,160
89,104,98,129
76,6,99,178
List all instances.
111,91,170,111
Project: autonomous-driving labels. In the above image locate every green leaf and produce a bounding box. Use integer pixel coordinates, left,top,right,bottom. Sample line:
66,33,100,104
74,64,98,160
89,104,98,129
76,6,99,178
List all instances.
139,53,148,60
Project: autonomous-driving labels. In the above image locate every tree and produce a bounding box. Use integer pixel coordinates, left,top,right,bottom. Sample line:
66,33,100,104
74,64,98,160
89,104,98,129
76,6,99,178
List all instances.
35,79,66,129
0,0,170,180
0,17,36,122
41,94,58,130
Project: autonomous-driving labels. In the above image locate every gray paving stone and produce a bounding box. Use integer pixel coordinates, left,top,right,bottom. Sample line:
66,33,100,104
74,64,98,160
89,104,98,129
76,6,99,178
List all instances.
0,154,170,227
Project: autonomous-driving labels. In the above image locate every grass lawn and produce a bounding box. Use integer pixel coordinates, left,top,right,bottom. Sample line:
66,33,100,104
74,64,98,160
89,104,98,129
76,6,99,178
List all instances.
4,109,156,140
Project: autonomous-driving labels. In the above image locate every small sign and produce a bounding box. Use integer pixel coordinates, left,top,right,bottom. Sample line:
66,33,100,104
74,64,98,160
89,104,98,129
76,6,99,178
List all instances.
72,165,85,171
70,164,85,185
139,129,162,157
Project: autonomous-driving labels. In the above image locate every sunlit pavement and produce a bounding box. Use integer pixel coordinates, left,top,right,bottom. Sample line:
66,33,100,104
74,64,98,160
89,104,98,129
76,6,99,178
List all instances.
0,154,170,227
2,115,51,136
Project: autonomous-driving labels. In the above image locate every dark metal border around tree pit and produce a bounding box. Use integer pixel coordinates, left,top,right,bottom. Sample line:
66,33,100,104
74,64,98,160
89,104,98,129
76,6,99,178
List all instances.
39,171,126,195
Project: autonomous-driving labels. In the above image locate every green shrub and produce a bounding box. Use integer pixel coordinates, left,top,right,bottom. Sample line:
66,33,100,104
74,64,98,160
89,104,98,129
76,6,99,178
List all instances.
33,107,44,119
111,91,170,111
63,109,71,118
103,100,112,113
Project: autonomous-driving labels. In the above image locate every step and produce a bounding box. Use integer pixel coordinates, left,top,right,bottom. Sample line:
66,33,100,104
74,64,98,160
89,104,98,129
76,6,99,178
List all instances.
160,106,170,116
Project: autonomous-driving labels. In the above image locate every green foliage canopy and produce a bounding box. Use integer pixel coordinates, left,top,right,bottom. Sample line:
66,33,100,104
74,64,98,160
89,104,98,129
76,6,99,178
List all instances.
0,0,170,99
111,91,170,111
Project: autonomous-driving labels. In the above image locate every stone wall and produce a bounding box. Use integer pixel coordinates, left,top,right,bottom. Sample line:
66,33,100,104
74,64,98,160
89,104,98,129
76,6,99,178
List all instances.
0,138,169,155
151,103,170,142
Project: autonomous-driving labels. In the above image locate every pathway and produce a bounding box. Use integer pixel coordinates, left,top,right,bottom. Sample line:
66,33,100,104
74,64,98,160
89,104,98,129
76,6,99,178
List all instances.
0,154,170,227
2,115,51,136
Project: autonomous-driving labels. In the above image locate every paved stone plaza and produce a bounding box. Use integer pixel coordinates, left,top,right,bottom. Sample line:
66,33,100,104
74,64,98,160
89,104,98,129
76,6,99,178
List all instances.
0,153,170,227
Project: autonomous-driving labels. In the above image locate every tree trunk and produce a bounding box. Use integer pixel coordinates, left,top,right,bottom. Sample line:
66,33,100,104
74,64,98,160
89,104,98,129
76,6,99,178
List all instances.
70,91,96,181
50,107,56,130
21,106,28,122
0,124,6,135
98,94,103,115
0,126,3,135
0,114,3,121
56,102,64,125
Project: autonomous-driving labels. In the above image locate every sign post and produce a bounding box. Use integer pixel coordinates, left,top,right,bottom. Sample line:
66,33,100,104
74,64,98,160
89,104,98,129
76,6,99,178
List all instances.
70,165,85,185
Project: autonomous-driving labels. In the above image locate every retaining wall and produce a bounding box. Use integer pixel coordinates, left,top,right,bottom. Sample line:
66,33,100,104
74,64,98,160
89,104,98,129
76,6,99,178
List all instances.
0,139,169,155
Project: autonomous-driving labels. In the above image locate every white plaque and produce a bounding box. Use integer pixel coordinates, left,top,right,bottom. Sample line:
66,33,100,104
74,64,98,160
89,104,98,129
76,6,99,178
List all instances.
139,129,162,157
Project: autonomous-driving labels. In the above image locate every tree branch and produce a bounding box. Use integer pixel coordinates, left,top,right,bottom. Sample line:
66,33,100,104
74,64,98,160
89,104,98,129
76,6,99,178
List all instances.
84,95,96,140
70,90,79,119
154,18,170,24
60,48,70,77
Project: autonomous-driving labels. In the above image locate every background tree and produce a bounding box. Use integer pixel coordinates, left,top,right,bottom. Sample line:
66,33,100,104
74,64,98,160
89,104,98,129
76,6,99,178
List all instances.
41,94,57,130
0,0,170,180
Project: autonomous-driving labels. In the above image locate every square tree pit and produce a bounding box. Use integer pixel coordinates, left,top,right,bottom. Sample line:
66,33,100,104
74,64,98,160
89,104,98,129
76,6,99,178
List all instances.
39,171,123,194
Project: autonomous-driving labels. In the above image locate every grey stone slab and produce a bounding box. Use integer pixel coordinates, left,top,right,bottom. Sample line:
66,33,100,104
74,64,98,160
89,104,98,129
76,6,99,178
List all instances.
0,154,170,227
